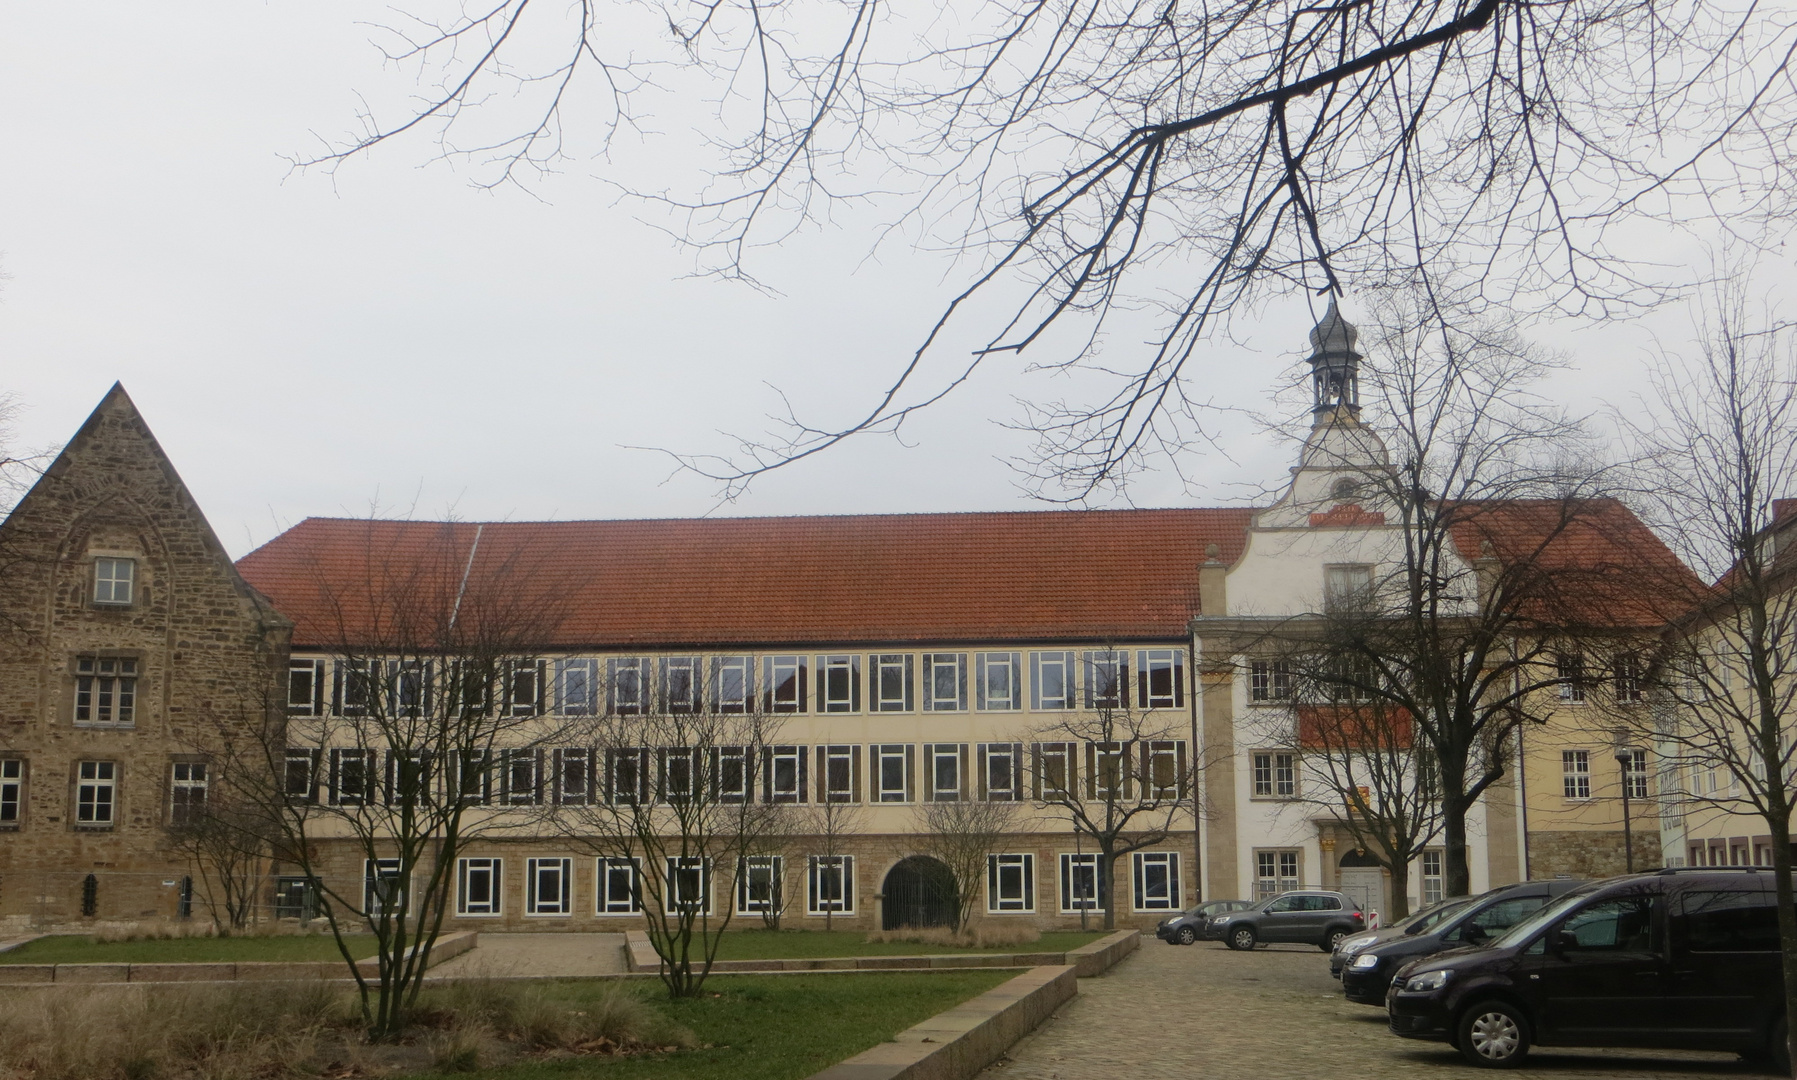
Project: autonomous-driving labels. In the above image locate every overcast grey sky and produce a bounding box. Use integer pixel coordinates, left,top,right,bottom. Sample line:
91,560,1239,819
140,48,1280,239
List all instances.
0,4,1766,558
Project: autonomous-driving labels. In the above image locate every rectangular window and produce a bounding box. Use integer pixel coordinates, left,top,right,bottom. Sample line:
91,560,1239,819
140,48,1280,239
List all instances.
274,876,319,920
284,748,319,803
764,655,808,713
807,855,854,914
525,857,572,916
976,653,1022,710
661,656,702,714
1252,752,1296,798
1249,659,1293,702
712,655,754,714
555,659,599,715
75,656,137,726
0,759,21,827
334,659,377,717
598,858,642,914
1087,742,1127,800
1034,742,1076,800
870,654,913,712
1324,564,1374,611
872,744,913,803
170,762,207,826
1254,850,1300,899
453,750,494,805
1031,651,1076,710
987,853,1035,913
365,858,406,915
1132,852,1181,911
818,745,860,803
388,660,429,717
330,749,374,806
816,654,861,713
1563,749,1592,799
553,748,592,805
287,659,325,716
1557,654,1586,704
736,856,783,914
925,743,965,801
608,657,651,715
503,749,542,805
659,747,699,803
1059,853,1107,912
1083,651,1128,709
1624,748,1649,799
711,745,751,802
922,653,968,712
384,750,426,806
498,659,540,716
1614,653,1646,705
1420,851,1444,906
457,857,502,916
94,557,135,605
607,748,649,804
762,745,807,804
665,857,712,914
978,743,1022,802
1136,650,1185,709
1143,741,1185,799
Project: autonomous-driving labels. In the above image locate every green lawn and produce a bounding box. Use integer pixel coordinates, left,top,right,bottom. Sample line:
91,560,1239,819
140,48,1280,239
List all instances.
469,971,1014,1080
704,929,1107,960
0,933,380,965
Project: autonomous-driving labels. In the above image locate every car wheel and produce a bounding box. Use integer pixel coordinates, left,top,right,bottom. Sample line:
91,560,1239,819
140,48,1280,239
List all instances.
1456,1000,1531,1068
1227,926,1258,951
1175,927,1197,946
1321,928,1348,952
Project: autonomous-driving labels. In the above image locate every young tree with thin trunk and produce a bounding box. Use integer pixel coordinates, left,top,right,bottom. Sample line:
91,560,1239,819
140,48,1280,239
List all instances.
1619,288,1797,1073
911,797,1020,936
799,797,865,932
163,789,272,934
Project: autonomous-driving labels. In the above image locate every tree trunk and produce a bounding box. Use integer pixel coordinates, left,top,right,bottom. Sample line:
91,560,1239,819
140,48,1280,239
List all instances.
1440,795,1473,898
1387,860,1412,921
1101,849,1119,932
1768,811,1797,1079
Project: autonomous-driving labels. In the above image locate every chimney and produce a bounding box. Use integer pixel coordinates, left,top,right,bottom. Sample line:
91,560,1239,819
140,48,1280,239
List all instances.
1199,542,1228,615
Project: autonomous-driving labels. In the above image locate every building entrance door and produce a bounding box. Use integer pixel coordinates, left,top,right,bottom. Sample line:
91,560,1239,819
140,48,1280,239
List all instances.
882,856,957,930
1337,850,1386,923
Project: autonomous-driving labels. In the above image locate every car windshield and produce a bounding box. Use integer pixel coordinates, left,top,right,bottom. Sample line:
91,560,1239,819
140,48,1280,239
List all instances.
1488,886,1599,950
1403,898,1473,934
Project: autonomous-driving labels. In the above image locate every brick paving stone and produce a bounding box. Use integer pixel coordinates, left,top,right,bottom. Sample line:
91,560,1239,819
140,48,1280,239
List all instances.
983,938,1756,1080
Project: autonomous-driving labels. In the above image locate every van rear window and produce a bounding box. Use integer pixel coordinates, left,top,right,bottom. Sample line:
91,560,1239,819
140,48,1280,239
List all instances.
1674,889,1778,952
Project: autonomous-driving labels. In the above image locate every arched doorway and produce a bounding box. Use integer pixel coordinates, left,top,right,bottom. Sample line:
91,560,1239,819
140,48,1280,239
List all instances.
1337,848,1386,921
881,856,957,930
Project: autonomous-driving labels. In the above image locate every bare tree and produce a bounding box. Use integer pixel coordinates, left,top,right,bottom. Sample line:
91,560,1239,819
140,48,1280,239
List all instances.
559,694,790,998
214,519,574,1038
911,797,1020,935
163,787,273,934
1619,285,1797,1072
797,797,865,932
303,4,1797,500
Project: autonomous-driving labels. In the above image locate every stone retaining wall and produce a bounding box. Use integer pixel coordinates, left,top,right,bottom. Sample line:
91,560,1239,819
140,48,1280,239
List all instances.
621,928,1139,977
0,930,477,985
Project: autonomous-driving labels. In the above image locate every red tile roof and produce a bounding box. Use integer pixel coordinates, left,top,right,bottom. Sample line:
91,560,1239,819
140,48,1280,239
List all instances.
236,510,1258,649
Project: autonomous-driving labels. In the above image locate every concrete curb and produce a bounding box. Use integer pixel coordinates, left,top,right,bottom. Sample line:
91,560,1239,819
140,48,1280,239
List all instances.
0,930,478,985
1066,929,1139,977
621,930,1139,977
804,964,1077,1080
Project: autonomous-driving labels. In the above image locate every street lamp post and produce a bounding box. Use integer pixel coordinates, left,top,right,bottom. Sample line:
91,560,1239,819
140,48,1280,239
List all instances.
1615,746,1636,873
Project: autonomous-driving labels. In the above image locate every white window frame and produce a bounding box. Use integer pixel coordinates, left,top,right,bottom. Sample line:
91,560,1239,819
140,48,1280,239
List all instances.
365,858,408,915
330,748,375,806
1556,654,1586,704
976,652,1022,711
170,761,207,826
762,745,807,804
607,656,651,716
1254,850,1300,900
1144,740,1185,800
1131,852,1181,912
711,655,754,714
555,658,599,716
553,747,592,805
287,659,324,716
736,856,784,914
665,856,713,914
1624,748,1649,799
711,745,752,802
1252,751,1297,798
597,857,643,914
93,557,135,606
501,660,542,717
1034,742,1076,800
525,857,573,916
1083,651,1128,709
661,655,703,714
0,758,21,827
872,744,912,803
925,743,964,802
1563,749,1592,800
806,855,854,914
284,748,319,804
457,857,503,916
75,656,137,727
987,853,1035,913
659,747,699,803
978,743,1022,802
607,747,649,804
763,655,808,713
1249,659,1292,703
1420,850,1444,907
922,653,968,712
1323,563,1374,612
819,744,859,803
1058,853,1106,913
333,659,378,717
1030,651,1076,710
1136,649,1185,709
453,750,494,805
500,749,541,806
1088,741,1127,800
870,654,913,712
1614,652,1647,705
816,654,861,713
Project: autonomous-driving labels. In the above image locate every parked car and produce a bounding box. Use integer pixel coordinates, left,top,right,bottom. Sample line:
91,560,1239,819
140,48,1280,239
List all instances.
1155,899,1254,945
1330,897,1474,977
1340,878,1585,1002
1212,890,1366,952
1386,868,1792,1069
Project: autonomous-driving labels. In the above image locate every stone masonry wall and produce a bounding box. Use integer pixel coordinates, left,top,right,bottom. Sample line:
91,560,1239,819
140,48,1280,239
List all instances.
1527,829,1663,881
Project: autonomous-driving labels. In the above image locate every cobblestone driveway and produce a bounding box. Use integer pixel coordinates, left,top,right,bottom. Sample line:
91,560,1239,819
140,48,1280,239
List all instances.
985,939,1756,1080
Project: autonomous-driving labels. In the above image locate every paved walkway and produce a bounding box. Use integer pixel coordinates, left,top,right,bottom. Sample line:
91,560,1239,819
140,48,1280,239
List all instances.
428,933,628,978
984,939,1753,1080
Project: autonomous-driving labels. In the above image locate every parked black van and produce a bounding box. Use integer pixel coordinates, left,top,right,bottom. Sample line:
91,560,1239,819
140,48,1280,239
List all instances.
1386,869,1791,1069
1341,878,1585,1004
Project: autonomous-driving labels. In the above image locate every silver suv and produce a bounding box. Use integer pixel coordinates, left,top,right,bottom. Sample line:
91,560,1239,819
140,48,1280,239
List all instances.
1211,890,1366,952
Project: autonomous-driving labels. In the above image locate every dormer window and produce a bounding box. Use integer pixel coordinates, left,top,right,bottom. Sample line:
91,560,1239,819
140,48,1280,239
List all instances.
93,558,135,606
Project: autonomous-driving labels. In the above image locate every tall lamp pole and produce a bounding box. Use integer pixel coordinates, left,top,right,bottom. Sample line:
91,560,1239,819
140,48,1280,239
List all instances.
1615,745,1636,873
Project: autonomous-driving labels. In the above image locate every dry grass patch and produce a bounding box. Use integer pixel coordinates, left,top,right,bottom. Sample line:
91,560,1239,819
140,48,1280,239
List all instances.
864,923,1042,949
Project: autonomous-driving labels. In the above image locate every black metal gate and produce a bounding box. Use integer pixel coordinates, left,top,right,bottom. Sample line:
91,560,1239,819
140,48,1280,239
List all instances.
882,856,957,930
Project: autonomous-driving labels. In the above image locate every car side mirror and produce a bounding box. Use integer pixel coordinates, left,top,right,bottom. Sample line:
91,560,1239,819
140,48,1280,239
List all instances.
1462,923,1488,944
1552,930,1578,955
